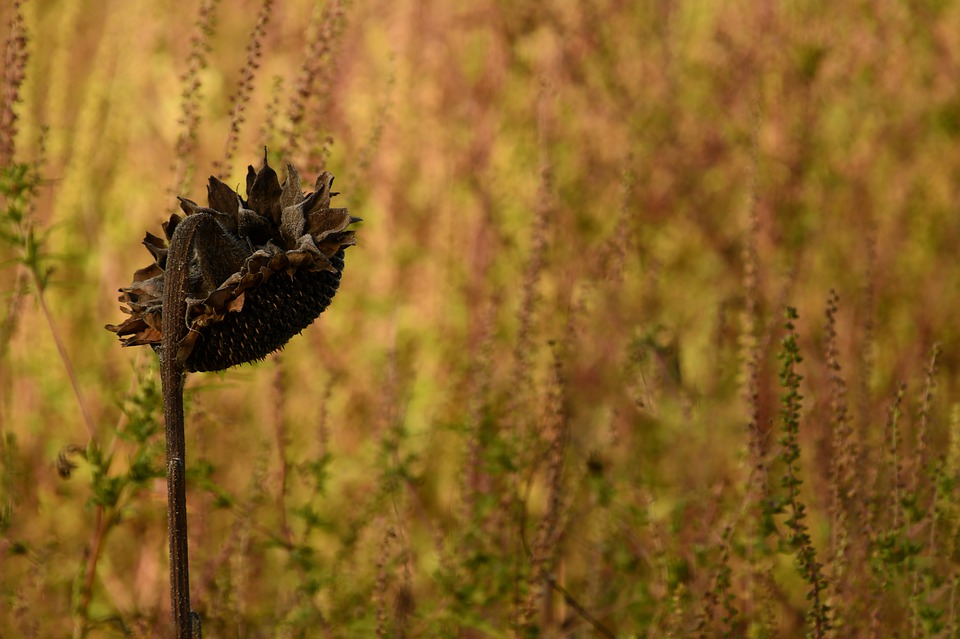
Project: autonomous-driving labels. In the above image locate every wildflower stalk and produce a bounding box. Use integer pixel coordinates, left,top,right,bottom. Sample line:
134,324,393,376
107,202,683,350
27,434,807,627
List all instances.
216,0,272,177
778,307,830,637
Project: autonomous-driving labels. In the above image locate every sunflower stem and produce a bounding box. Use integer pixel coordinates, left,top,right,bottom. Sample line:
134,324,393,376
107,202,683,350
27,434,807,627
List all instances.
162,214,213,639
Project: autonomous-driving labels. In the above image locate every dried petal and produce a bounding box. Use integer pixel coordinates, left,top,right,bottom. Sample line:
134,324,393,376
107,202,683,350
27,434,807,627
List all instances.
142,232,168,268
307,207,352,239
162,213,182,240
207,177,241,232
314,171,335,209
246,156,282,224
280,161,303,210
132,263,163,283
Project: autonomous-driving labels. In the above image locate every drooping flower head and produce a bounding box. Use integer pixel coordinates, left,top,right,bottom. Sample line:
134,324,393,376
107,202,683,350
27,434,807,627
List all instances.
107,154,358,372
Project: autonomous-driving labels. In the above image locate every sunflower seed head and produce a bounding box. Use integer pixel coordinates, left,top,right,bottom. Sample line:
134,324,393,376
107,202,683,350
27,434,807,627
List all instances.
106,155,358,372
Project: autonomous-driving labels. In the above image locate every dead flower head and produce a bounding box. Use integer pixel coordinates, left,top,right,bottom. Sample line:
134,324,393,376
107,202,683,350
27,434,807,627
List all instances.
106,153,359,372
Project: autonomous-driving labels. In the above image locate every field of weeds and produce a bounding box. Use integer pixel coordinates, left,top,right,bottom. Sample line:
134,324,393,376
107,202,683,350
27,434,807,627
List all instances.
3,1,960,637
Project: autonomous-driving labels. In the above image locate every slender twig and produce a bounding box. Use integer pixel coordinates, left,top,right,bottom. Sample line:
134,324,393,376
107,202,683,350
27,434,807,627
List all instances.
518,533,615,639
28,267,97,442
272,356,294,546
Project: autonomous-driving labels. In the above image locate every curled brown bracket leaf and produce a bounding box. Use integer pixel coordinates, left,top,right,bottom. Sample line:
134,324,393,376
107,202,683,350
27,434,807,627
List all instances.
107,153,359,372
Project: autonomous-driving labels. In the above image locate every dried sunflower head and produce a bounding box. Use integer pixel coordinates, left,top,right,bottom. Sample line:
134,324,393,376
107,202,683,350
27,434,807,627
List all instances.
106,155,358,372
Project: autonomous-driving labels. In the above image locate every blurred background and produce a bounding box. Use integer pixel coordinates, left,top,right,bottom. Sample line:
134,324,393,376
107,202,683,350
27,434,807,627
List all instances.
3,0,960,636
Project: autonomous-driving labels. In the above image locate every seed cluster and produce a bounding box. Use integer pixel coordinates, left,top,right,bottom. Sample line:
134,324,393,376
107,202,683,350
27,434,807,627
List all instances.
187,251,345,372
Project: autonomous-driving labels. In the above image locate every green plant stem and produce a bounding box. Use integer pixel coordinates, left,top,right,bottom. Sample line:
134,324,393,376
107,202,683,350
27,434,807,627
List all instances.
162,214,215,639
72,504,107,639
28,267,96,442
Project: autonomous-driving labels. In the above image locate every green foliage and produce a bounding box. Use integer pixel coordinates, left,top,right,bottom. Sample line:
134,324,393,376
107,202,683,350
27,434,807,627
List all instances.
0,161,48,286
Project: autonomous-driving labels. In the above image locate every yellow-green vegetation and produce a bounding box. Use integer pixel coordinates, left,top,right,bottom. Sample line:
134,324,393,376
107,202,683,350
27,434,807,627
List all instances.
3,0,960,636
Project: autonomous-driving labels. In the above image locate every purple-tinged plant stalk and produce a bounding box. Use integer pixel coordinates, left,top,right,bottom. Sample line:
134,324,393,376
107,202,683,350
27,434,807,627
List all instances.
106,153,358,637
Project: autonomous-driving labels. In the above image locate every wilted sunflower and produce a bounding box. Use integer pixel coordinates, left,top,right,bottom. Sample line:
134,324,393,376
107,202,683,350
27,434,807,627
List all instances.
106,155,358,372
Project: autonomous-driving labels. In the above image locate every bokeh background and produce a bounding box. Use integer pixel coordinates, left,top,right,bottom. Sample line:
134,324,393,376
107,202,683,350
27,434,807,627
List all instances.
3,0,960,636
